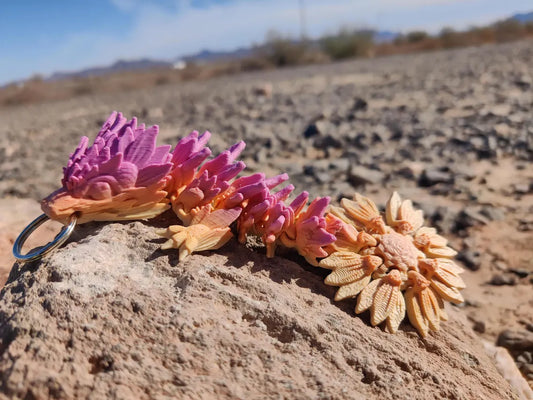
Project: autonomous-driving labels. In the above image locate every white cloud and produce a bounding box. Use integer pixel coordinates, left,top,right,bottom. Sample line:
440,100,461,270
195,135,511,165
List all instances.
3,0,529,84
85,0,473,63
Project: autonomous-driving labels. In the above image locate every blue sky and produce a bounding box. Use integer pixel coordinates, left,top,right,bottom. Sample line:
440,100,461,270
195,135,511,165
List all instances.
1,0,532,85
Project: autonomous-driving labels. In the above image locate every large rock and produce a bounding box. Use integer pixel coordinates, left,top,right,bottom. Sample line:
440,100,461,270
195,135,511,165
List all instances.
0,217,521,400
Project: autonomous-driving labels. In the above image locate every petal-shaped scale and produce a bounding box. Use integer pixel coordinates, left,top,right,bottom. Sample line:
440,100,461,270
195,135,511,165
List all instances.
385,191,402,227
149,145,172,164
341,194,386,234
436,293,448,321
135,163,172,188
327,205,352,225
418,259,466,289
325,215,378,254
319,251,364,270
419,286,441,331
159,224,234,260
398,199,424,233
186,227,234,253
158,206,241,260
370,270,403,326
264,173,289,190
355,278,381,314
334,275,371,301
98,153,123,177
124,125,158,167
117,127,135,154
430,279,464,304
434,266,466,290
371,281,395,326
198,207,241,229
436,258,465,275
405,289,429,337
424,246,458,258
414,227,448,248
325,263,368,286
289,191,309,216
386,292,406,334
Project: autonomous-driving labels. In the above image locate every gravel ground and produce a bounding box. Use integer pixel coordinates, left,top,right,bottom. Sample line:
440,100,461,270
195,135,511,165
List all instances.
1,39,532,386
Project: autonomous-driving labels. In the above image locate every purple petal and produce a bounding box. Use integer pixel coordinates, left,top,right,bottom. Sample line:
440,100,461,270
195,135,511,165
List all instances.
180,148,211,172
265,173,289,189
216,161,246,182
124,126,158,167
227,141,245,162
113,161,138,189
274,184,294,202
290,192,309,211
231,173,264,189
196,131,211,149
306,197,330,218
200,151,231,176
150,145,172,164
98,153,123,176
70,136,89,163
136,163,172,187
114,127,135,154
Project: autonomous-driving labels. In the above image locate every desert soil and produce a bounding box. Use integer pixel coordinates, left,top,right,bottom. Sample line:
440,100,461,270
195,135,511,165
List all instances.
0,40,532,388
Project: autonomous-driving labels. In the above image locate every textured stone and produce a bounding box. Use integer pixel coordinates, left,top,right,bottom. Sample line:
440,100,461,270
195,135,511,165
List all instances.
0,220,520,400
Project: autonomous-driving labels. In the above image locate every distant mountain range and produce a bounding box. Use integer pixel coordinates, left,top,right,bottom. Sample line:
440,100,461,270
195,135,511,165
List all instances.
48,58,174,81
512,11,533,23
21,11,533,84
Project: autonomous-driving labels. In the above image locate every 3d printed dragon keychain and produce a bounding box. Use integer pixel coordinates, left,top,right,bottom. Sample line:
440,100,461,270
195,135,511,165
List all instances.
14,111,465,337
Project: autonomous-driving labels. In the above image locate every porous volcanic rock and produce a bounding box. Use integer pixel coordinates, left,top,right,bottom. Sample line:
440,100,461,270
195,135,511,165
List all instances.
0,217,520,400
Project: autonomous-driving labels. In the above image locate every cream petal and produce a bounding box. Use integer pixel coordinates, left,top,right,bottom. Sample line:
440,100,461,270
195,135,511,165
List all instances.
371,282,395,326
334,276,371,301
356,278,381,313
435,268,467,290
435,289,449,321
405,289,429,337
319,252,363,270
430,279,464,304
386,291,406,333
386,191,402,226
399,199,424,233
420,288,440,331
325,266,367,286
426,246,458,258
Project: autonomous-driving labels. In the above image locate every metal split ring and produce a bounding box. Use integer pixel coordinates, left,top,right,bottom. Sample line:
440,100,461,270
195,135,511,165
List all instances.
12,213,77,262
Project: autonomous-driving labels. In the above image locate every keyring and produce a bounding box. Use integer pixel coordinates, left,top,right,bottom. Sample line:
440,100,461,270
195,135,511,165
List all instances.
12,213,78,262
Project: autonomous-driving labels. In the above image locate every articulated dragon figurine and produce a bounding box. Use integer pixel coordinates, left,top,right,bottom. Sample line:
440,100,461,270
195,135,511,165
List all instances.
34,111,465,337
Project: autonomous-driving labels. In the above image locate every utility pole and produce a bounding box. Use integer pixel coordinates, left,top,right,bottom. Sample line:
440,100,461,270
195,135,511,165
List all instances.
299,0,307,41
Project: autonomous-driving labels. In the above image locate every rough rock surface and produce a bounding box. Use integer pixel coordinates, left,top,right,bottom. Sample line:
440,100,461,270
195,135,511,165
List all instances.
0,218,520,400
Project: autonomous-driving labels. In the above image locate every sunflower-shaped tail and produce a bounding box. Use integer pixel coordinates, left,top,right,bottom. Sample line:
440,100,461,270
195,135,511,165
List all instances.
318,191,465,337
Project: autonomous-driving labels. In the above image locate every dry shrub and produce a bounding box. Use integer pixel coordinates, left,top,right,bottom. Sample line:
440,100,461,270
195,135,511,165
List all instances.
320,28,374,60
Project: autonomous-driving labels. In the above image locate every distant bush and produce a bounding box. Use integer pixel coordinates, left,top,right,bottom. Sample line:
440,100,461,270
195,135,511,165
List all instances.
493,19,525,42
238,56,274,72
260,31,310,67
406,31,429,43
320,28,374,60
439,28,462,48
